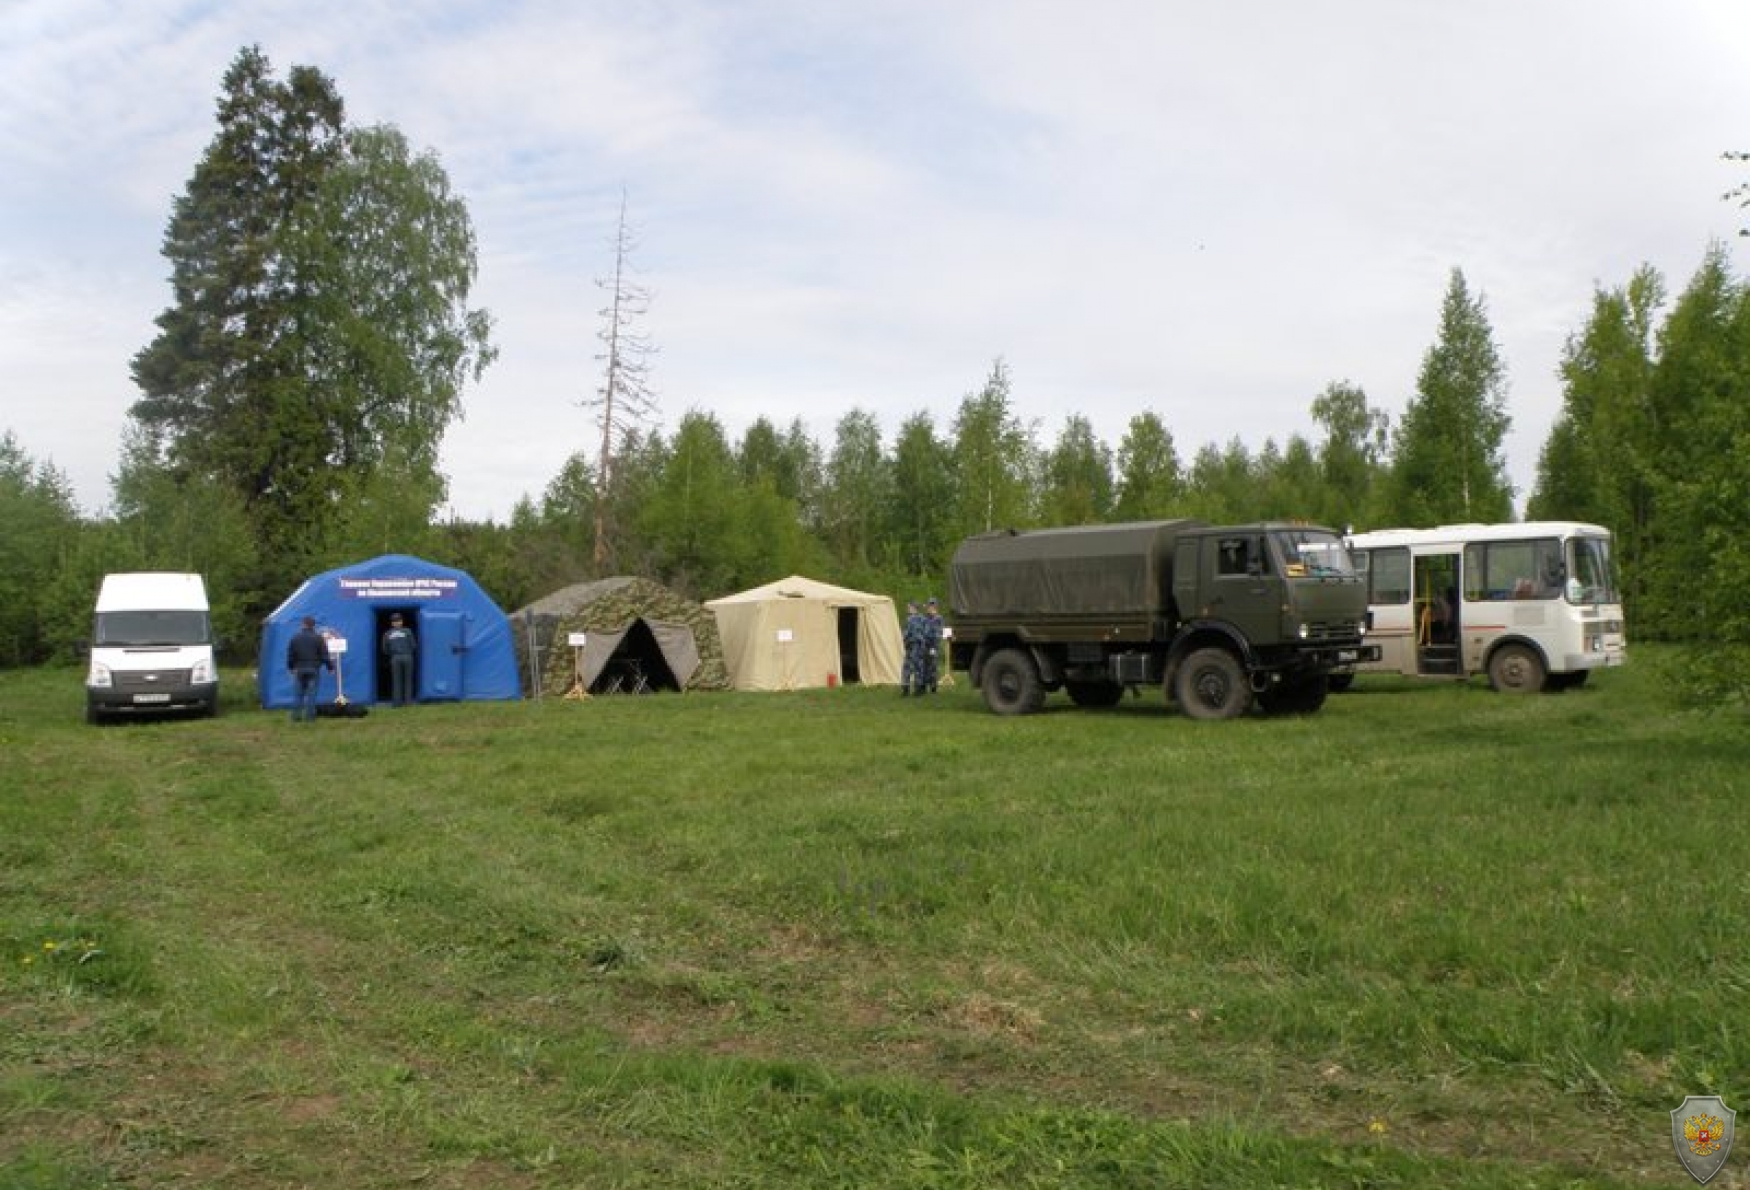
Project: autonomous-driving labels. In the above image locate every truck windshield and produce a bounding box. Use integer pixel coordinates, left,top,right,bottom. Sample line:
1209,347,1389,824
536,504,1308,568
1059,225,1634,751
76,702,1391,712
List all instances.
1273,530,1358,578
1566,535,1620,605
95,610,211,647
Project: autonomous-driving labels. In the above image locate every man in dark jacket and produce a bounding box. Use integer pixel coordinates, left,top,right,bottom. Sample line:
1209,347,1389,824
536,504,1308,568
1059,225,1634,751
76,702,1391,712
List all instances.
381,613,417,707
286,615,332,723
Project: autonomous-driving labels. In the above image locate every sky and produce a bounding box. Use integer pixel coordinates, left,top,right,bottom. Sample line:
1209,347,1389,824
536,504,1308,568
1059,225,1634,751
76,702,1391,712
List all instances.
4,0,1750,522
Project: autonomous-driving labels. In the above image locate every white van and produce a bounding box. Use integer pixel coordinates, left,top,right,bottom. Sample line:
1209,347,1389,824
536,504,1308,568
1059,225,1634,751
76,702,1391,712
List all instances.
86,572,219,723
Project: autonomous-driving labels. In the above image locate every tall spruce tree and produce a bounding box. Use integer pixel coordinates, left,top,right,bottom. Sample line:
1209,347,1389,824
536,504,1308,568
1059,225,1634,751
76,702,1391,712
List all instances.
1385,269,1513,524
128,46,492,593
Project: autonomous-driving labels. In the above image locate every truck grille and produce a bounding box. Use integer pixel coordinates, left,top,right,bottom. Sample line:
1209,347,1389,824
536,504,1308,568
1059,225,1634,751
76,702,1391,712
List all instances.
1303,623,1361,645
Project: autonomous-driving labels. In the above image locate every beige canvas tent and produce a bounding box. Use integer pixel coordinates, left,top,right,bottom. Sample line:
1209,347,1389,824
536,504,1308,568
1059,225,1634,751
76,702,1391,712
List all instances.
706,575,904,691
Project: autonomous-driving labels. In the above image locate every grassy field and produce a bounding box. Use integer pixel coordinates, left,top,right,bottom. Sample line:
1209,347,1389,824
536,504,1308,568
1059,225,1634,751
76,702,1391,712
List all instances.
1,652,1744,1188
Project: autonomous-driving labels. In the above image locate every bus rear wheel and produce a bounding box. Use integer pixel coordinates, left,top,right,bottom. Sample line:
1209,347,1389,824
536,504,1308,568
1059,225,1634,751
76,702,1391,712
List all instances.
1487,644,1545,693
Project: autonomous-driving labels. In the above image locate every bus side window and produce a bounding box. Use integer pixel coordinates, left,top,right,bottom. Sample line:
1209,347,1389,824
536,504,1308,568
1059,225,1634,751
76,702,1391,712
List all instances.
1369,548,1411,604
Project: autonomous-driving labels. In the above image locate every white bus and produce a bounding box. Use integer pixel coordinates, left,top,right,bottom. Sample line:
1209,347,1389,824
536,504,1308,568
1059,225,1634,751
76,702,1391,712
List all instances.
1340,521,1626,692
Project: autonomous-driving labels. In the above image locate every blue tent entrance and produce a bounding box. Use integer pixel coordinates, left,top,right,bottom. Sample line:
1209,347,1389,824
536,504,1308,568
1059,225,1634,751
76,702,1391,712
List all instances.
258,554,521,709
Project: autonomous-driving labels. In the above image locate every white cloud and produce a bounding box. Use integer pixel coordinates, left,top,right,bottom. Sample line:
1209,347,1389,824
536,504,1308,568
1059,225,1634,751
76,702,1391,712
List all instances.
4,0,1750,519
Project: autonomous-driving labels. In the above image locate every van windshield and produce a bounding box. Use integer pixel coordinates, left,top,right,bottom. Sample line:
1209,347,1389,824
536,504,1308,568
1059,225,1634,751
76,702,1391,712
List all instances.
95,610,211,647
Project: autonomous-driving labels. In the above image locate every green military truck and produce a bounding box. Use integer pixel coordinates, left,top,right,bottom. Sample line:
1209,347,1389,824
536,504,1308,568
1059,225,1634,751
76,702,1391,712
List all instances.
947,519,1378,719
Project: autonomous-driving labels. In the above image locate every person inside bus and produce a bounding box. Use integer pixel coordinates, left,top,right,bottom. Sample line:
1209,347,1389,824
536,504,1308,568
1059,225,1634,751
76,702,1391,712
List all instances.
1430,585,1459,643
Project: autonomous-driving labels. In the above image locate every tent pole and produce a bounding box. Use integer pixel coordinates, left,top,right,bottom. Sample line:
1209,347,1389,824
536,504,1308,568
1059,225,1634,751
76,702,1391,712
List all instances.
524,609,541,701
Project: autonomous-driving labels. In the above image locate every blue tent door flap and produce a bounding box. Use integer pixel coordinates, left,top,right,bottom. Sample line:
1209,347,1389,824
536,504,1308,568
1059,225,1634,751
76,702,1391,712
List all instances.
421,610,466,700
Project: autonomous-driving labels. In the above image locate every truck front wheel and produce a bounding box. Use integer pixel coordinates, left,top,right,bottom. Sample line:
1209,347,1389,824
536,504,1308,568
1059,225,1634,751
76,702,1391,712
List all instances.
1174,647,1251,720
982,647,1045,715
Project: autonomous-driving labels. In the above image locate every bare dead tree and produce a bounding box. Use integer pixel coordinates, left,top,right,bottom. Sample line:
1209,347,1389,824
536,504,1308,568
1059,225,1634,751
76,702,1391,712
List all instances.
585,189,659,570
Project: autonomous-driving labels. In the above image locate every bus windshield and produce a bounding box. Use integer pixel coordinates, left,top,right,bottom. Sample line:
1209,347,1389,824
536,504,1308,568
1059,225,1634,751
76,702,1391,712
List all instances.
1273,529,1358,578
1567,535,1620,605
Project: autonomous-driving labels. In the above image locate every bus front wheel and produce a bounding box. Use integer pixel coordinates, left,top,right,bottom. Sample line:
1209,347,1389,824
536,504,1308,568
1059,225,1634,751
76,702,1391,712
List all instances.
1487,644,1545,693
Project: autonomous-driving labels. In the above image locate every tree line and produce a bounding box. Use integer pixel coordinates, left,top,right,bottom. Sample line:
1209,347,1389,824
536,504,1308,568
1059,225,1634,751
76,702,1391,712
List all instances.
2,47,1747,700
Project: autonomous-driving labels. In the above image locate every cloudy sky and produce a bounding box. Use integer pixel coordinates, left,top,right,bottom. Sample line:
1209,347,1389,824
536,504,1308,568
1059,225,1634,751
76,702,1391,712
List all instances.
4,0,1749,521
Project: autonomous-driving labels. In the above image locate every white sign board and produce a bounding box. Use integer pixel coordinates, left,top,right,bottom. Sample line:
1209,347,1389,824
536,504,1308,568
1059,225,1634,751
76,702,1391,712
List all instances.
324,635,348,654
775,629,795,643
942,626,954,640
567,632,588,647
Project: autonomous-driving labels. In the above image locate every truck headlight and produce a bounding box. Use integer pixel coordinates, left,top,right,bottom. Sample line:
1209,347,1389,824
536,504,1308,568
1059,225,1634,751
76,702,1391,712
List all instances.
88,662,112,688
1296,622,1310,640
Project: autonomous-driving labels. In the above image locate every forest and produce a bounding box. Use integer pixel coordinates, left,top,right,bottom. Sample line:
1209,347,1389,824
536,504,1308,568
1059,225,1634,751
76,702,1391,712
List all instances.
3,47,1748,703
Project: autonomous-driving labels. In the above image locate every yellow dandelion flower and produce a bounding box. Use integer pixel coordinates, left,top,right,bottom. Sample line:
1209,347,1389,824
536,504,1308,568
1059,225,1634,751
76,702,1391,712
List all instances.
1368,1118,1389,1135
42,940,57,952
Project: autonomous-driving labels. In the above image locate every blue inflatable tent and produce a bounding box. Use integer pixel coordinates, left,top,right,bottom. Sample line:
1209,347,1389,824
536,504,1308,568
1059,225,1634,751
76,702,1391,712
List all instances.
259,554,521,709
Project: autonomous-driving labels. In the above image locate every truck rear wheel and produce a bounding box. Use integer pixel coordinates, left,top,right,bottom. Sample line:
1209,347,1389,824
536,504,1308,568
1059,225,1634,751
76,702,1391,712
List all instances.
982,647,1045,715
1174,647,1251,720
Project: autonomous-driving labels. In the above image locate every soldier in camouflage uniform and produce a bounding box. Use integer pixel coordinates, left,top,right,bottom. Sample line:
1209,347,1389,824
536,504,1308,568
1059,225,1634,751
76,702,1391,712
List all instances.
920,597,944,693
900,599,926,696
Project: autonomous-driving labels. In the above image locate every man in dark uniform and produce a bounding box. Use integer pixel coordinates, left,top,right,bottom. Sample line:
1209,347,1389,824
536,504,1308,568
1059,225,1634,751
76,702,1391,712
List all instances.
900,599,925,696
286,615,332,723
921,597,944,693
381,613,418,707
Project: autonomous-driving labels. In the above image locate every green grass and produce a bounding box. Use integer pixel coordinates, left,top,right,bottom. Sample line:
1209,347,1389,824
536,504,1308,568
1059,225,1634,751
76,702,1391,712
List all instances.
1,653,1743,1187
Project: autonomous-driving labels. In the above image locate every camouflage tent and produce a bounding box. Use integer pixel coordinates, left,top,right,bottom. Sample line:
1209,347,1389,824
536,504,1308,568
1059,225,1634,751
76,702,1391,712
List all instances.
511,576,729,698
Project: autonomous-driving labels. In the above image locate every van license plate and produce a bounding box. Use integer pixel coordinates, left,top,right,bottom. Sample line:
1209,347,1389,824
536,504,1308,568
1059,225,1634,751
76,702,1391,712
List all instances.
133,693,171,704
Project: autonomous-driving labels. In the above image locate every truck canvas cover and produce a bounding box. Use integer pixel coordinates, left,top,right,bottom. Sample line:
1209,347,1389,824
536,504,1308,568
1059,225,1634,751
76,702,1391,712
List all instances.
950,520,1204,617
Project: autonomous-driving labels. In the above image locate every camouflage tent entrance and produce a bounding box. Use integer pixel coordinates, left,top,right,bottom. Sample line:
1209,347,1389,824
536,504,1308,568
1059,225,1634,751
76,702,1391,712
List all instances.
511,577,729,698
